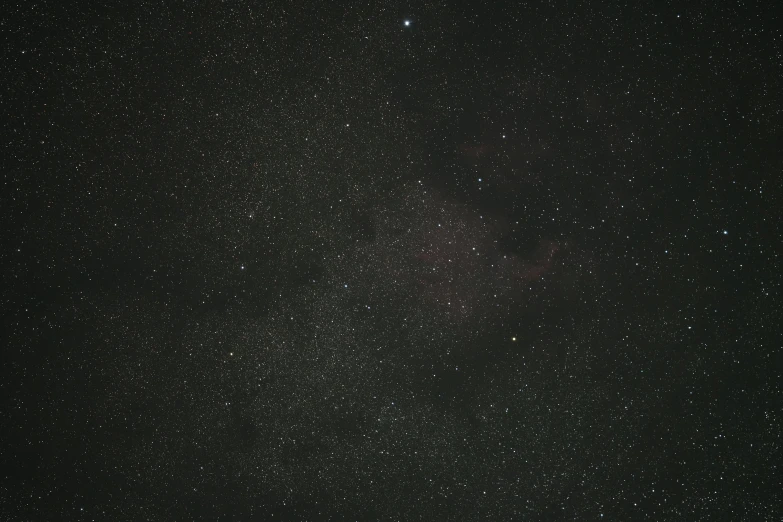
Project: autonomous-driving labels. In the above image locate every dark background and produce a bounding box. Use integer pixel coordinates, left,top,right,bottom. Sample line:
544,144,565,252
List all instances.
2,1,780,520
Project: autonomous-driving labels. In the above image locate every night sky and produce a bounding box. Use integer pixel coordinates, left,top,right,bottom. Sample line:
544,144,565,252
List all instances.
2,2,781,520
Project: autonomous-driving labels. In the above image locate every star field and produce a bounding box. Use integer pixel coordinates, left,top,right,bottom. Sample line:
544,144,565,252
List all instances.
2,1,781,520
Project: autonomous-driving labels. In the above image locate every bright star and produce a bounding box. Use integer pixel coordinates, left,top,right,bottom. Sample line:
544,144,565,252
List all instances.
404,20,411,27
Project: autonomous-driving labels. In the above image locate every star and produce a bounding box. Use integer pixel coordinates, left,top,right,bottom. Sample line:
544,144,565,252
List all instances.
404,20,411,27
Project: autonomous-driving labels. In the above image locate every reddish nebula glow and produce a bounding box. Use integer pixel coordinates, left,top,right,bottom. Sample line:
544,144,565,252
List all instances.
516,240,560,282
